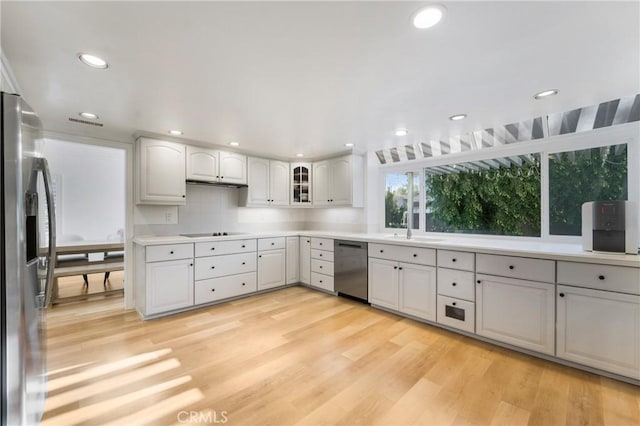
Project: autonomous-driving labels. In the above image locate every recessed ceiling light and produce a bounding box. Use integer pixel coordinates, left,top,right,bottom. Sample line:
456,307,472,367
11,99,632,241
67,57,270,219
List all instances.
229,141,240,147
395,129,408,137
79,112,99,120
534,89,559,99
449,114,467,121
412,4,446,29
168,130,183,136
296,153,304,157
78,53,108,69
345,143,355,147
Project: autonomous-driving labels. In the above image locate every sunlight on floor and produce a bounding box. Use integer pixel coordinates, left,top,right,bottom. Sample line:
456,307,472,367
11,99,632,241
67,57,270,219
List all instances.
42,376,194,425
47,348,172,391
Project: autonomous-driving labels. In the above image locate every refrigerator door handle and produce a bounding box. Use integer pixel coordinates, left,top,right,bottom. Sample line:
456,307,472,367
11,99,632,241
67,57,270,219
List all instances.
34,157,57,307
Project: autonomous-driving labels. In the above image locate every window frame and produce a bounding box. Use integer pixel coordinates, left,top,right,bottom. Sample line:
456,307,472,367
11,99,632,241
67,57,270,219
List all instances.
379,122,640,243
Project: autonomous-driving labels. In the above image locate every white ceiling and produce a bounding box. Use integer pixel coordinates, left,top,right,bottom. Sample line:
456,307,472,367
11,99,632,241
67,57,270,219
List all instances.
2,1,639,160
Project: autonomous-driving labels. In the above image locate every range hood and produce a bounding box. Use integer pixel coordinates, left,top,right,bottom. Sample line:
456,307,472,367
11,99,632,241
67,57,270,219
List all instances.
186,179,248,188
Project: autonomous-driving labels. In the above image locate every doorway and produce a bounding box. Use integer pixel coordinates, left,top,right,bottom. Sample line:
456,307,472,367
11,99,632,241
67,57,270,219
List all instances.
37,137,128,305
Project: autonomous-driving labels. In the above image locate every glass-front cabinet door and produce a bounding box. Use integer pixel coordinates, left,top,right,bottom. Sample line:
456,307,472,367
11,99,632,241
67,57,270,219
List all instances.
291,163,312,205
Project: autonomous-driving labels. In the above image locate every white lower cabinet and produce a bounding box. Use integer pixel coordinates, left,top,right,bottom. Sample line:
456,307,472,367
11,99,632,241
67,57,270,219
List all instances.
194,272,257,304
556,285,640,380
258,249,286,290
146,258,194,315
286,236,300,284
308,238,335,292
299,236,311,285
476,274,555,355
368,258,436,321
368,258,399,310
399,263,437,321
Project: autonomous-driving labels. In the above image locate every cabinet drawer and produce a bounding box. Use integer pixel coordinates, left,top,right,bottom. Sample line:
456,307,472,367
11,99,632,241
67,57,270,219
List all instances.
311,249,334,262
195,252,256,280
437,268,475,301
476,253,555,283
311,237,334,252
437,250,474,271
258,237,286,251
194,272,257,305
557,261,640,295
437,295,475,333
311,258,334,276
146,243,194,262
369,243,436,266
310,272,334,292
195,239,256,257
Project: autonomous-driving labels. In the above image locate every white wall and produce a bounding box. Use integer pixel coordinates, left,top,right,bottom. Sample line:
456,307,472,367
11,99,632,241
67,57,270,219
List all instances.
39,138,125,241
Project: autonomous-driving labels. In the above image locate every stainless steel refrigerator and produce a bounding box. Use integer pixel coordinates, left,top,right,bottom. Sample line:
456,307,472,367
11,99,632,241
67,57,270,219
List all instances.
1,92,56,425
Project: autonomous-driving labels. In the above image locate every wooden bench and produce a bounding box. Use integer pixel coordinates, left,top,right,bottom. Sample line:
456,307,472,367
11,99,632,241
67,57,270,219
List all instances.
52,261,124,303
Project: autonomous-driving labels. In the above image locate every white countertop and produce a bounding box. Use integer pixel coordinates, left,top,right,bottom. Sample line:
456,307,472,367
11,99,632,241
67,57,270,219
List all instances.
133,231,640,268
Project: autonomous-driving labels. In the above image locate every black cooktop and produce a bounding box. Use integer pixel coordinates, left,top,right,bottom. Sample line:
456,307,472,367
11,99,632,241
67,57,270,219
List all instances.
180,232,247,238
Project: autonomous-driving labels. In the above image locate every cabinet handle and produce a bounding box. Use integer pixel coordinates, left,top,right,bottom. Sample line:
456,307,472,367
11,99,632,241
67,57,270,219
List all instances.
211,266,215,269
319,253,323,257
598,275,605,280
413,254,417,258
398,267,403,270
242,262,246,265
380,250,384,253
394,266,398,269
452,282,457,286
221,176,224,179
477,280,481,284
559,293,565,297
241,245,246,248
211,289,215,292
189,263,193,267
170,251,174,254
306,240,310,243
211,248,215,251
242,283,246,286
271,242,275,246
319,265,323,269
509,265,514,270
452,302,457,306
182,195,186,198
259,255,262,258
452,258,457,262
216,176,219,178
319,280,323,283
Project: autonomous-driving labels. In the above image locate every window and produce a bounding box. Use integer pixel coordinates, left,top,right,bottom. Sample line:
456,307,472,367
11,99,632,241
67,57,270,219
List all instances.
425,156,541,237
380,129,638,241
549,144,627,236
385,172,420,229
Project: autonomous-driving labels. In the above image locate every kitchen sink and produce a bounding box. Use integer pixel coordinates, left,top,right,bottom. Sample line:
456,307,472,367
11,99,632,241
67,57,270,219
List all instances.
384,234,443,242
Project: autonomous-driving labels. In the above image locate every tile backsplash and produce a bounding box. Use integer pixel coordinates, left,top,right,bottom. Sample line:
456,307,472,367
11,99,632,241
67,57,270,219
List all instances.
134,184,365,236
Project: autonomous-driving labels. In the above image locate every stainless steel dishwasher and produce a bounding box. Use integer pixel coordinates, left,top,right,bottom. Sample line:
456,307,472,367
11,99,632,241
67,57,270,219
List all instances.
334,240,368,303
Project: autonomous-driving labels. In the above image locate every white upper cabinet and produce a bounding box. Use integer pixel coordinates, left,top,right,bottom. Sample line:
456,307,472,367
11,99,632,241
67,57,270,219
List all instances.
291,163,312,206
313,155,363,207
241,158,289,206
136,137,186,205
269,160,290,206
186,146,247,185
186,147,218,182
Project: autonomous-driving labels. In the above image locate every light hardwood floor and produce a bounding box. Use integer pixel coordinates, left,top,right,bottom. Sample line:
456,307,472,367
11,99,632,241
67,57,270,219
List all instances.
55,270,124,301
43,286,639,426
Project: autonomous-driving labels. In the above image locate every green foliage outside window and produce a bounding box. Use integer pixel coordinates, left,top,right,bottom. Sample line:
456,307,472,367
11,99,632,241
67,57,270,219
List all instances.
385,189,405,228
549,145,627,235
426,162,541,236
